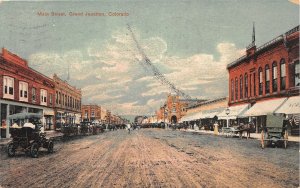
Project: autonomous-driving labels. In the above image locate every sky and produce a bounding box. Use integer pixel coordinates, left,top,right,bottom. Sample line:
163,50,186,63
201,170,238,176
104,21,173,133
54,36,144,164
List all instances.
0,0,299,116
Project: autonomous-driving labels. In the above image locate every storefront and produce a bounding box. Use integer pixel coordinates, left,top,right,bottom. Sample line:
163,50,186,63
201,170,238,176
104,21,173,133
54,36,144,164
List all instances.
0,99,54,138
243,98,287,133
275,96,300,135
218,104,250,127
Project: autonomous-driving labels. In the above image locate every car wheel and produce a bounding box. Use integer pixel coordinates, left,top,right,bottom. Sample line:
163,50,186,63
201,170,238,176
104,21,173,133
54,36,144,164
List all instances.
7,142,16,157
30,143,39,158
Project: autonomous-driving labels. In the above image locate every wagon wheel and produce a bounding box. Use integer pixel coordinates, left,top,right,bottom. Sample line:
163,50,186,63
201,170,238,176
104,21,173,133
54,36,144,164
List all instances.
284,130,288,149
261,130,265,149
7,142,16,157
30,143,39,158
48,141,54,153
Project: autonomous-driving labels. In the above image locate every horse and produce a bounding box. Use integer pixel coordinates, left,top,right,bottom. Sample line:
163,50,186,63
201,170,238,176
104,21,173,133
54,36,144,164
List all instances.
238,123,255,139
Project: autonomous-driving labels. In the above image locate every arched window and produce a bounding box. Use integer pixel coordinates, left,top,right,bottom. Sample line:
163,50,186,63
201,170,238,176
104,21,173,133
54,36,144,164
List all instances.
240,75,243,99
231,79,234,101
272,62,278,92
244,73,248,98
258,67,263,95
280,59,286,90
265,64,270,94
235,77,238,101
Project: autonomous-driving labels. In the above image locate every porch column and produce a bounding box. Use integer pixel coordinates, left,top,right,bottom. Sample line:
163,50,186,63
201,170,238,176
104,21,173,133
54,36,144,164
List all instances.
6,104,10,138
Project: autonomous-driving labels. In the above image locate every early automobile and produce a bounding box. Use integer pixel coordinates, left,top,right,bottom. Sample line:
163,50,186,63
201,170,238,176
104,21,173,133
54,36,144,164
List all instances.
261,114,288,149
6,113,54,158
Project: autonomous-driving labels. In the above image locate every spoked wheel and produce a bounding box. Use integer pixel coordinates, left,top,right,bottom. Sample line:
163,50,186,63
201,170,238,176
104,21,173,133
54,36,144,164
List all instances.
30,143,39,158
48,141,54,153
7,142,16,157
284,130,288,149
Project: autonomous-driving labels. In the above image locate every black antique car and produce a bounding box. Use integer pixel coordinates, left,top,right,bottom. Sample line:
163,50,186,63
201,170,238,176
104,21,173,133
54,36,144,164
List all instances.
7,113,54,158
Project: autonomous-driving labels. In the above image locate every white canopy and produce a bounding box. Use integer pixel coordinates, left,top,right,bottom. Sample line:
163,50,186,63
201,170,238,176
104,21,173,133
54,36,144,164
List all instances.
275,96,300,115
243,98,287,117
23,123,36,129
218,104,250,120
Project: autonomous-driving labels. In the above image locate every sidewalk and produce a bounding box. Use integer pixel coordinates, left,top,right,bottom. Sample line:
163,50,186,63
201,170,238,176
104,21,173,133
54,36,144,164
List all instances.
185,129,300,142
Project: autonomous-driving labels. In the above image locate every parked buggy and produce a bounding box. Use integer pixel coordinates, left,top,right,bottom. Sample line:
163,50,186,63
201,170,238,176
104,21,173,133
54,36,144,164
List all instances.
260,114,288,149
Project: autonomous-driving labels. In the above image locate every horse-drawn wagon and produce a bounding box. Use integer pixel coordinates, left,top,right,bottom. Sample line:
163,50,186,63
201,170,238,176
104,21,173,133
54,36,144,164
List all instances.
222,123,254,138
260,114,288,149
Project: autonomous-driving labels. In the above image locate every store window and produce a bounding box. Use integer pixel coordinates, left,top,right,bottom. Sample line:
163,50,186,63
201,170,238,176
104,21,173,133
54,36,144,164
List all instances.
19,81,28,102
3,76,14,99
40,89,47,106
272,62,278,92
280,59,286,90
259,67,263,95
265,65,270,94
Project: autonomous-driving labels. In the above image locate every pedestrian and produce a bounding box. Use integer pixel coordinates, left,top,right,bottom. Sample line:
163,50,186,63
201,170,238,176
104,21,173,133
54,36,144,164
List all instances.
127,123,131,134
213,121,219,135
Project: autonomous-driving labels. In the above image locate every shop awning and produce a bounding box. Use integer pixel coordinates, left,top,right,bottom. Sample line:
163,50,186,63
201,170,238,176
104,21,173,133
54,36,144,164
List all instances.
275,96,300,115
243,98,287,117
43,108,54,116
8,112,42,120
218,104,250,120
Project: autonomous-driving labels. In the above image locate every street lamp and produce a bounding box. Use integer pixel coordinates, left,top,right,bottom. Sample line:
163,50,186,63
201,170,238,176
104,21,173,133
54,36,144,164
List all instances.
225,107,230,128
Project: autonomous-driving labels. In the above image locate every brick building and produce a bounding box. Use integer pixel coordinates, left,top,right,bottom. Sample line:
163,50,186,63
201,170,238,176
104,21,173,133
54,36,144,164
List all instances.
0,48,55,138
227,25,299,132
156,94,203,123
81,104,101,122
53,74,81,129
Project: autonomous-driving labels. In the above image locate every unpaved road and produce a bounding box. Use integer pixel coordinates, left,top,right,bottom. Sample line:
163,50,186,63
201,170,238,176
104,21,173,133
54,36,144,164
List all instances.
0,129,299,188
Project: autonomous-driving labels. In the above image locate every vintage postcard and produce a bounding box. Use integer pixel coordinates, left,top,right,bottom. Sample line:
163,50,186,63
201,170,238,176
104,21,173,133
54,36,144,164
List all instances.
0,0,299,187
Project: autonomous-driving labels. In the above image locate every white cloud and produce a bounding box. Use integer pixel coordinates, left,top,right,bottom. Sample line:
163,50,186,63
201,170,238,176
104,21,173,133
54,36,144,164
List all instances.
28,27,244,115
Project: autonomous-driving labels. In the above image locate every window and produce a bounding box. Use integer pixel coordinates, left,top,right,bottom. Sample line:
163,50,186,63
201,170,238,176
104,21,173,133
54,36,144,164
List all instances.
3,76,14,99
265,65,270,94
231,79,234,101
250,74,252,97
272,62,278,92
59,92,61,105
62,94,65,106
295,60,300,86
91,111,95,117
235,77,238,101
56,91,58,104
32,87,36,102
280,59,286,90
49,94,53,105
40,89,47,106
65,95,67,106
19,81,28,102
240,75,243,99
253,72,256,96
244,74,248,98
259,68,263,95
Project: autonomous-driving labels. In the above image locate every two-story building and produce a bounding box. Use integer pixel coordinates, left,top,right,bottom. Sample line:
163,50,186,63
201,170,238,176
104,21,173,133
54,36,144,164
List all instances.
0,48,55,138
227,25,299,133
53,74,82,129
81,104,101,122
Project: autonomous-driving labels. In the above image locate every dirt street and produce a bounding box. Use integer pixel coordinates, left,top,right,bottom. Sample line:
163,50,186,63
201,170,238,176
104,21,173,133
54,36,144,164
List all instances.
0,129,299,188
